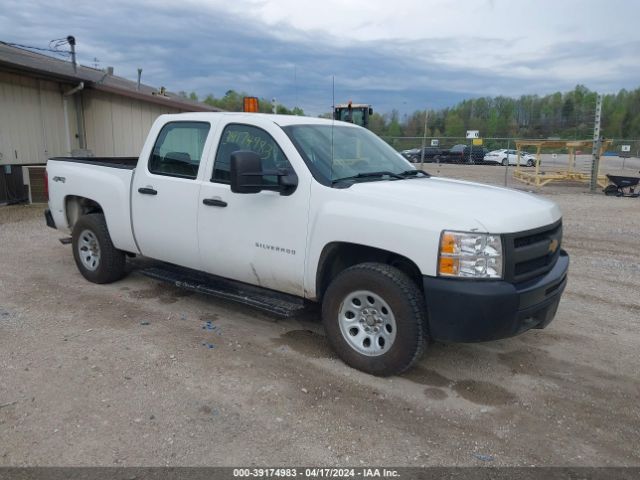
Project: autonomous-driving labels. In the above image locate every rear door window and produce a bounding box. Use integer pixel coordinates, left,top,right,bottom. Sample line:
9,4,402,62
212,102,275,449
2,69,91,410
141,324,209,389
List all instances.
149,122,210,179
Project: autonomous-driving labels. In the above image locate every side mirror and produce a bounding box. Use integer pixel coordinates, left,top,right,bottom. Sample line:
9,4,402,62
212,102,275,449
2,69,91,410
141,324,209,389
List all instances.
230,151,262,194
230,150,298,196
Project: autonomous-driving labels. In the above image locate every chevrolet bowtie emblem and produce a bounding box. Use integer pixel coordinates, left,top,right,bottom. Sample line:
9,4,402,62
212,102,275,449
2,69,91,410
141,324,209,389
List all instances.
548,238,559,254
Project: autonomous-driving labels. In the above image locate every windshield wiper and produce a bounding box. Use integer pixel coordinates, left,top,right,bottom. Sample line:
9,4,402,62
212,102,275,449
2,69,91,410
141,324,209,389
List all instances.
400,169,430,178
332,171,405,184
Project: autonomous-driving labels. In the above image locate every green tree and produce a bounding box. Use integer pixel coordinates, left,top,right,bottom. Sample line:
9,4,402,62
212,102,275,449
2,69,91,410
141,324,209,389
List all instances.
368,113,386,135
444,112,465,137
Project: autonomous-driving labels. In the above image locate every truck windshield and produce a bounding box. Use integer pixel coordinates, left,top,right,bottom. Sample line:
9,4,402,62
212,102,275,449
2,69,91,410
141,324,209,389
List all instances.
283,124,411,186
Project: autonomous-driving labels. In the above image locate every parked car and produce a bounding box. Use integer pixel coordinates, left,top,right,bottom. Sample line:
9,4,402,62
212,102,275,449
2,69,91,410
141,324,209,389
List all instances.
484,149,536,167
45,112,568,376
403,146,443,163
400,147,420,158
439,144,486,164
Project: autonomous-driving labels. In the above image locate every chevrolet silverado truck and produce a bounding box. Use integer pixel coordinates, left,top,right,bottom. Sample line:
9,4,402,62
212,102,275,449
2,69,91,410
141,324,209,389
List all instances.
45,112,569,376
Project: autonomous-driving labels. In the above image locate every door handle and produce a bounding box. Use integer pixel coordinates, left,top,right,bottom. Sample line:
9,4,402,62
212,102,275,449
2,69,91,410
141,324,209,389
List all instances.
202,198,227,207
138,187,157,195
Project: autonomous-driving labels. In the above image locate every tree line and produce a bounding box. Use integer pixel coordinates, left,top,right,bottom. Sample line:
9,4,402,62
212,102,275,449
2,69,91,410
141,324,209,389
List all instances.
370,85,640,141
179,90,304,116
181,85,640,140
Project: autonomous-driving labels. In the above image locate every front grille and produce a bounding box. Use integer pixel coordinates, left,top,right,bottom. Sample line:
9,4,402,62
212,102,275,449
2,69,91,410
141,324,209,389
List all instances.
503,221,562,284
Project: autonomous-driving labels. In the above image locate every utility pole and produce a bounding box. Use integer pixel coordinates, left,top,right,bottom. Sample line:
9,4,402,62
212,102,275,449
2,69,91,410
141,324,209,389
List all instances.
67,35,76,72
420,109,429,170
589,93,603,192
504,138,510,187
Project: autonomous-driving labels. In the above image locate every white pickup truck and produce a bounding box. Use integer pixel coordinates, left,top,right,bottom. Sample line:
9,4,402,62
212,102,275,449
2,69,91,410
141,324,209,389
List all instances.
45,112,568,376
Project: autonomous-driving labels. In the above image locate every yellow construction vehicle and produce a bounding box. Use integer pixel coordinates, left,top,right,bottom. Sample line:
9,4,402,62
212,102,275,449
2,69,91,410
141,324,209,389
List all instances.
333,101,373,129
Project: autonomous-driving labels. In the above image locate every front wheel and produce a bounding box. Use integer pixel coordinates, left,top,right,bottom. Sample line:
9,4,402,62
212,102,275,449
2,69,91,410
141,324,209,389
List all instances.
72,214,126,284
527,159,534,167
322,263,426,376
501,158,508,166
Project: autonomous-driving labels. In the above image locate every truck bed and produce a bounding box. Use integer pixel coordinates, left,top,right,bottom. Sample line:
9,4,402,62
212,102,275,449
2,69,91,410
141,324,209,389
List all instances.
49,157,138,169
47,156,138,253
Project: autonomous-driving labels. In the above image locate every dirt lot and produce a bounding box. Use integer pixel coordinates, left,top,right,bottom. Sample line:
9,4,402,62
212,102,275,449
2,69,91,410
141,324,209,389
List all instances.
1,167,639,466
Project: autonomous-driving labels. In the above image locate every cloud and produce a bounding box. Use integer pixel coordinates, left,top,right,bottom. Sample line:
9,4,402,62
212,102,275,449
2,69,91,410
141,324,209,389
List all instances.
0,0,638,115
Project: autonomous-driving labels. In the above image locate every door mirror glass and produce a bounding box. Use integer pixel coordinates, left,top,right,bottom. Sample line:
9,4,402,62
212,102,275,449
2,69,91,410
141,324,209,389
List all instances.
230,150,298,196
230,151,263,194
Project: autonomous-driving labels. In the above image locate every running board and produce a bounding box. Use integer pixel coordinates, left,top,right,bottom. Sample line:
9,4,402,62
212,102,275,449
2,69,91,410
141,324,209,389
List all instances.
132,260,309,318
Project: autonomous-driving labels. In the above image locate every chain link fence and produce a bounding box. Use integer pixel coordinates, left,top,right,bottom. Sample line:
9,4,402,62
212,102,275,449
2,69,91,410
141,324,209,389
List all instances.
383,136,640,191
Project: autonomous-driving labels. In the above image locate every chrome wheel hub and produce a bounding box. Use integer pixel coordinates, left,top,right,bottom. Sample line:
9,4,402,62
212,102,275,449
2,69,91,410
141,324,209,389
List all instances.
78,229,101,271
338,290,397,357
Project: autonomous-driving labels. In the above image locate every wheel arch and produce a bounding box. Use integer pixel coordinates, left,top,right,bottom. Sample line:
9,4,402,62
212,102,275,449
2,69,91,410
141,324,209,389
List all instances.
315,241,423,301
64,195,104,229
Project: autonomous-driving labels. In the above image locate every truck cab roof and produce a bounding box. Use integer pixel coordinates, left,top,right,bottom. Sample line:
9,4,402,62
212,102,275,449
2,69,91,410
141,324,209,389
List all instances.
158,111,352,128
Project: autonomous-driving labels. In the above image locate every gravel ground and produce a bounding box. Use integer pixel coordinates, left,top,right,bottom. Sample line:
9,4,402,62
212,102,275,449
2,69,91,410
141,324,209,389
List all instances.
0,167,639,466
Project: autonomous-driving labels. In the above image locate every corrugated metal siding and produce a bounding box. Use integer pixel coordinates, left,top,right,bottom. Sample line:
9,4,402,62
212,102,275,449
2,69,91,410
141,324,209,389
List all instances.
0,71,69,165
38,79,69,159
1,71,183,165
0,64,203,204
83,90,181,157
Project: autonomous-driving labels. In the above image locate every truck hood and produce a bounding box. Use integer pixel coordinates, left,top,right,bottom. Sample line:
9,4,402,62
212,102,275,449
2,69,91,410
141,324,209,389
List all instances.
347,176,561,233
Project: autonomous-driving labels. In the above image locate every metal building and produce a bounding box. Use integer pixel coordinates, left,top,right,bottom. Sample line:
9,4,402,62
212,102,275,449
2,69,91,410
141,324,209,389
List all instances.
0,42,220,204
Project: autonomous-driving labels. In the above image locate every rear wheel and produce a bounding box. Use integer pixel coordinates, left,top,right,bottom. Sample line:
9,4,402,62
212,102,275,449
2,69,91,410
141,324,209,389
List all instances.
501,158,508,166
72,214,126,284
322,263,426,376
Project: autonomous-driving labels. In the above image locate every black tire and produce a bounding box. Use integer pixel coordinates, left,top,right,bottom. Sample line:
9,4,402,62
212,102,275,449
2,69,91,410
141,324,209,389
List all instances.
501,158,508,166
526,159,534,167
72,214,126,284
603,185,619,196
322,262,426,376
409,155,419,163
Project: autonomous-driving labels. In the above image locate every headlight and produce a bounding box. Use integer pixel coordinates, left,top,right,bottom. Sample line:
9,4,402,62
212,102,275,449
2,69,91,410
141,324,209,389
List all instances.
438,231,503,279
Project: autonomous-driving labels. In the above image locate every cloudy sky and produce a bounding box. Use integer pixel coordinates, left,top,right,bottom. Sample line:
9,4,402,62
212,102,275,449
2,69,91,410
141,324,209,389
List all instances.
2,0,639,115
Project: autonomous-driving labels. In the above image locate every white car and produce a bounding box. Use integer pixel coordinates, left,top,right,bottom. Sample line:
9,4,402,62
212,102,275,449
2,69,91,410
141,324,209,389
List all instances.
484,149,537,167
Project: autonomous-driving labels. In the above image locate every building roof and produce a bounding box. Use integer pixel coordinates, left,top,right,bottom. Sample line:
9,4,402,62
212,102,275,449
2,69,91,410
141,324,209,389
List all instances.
0,41,222,112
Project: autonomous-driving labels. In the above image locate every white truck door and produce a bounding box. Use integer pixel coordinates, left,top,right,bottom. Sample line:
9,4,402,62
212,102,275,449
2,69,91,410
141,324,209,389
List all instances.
197,121,310,297
131,120,213,269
